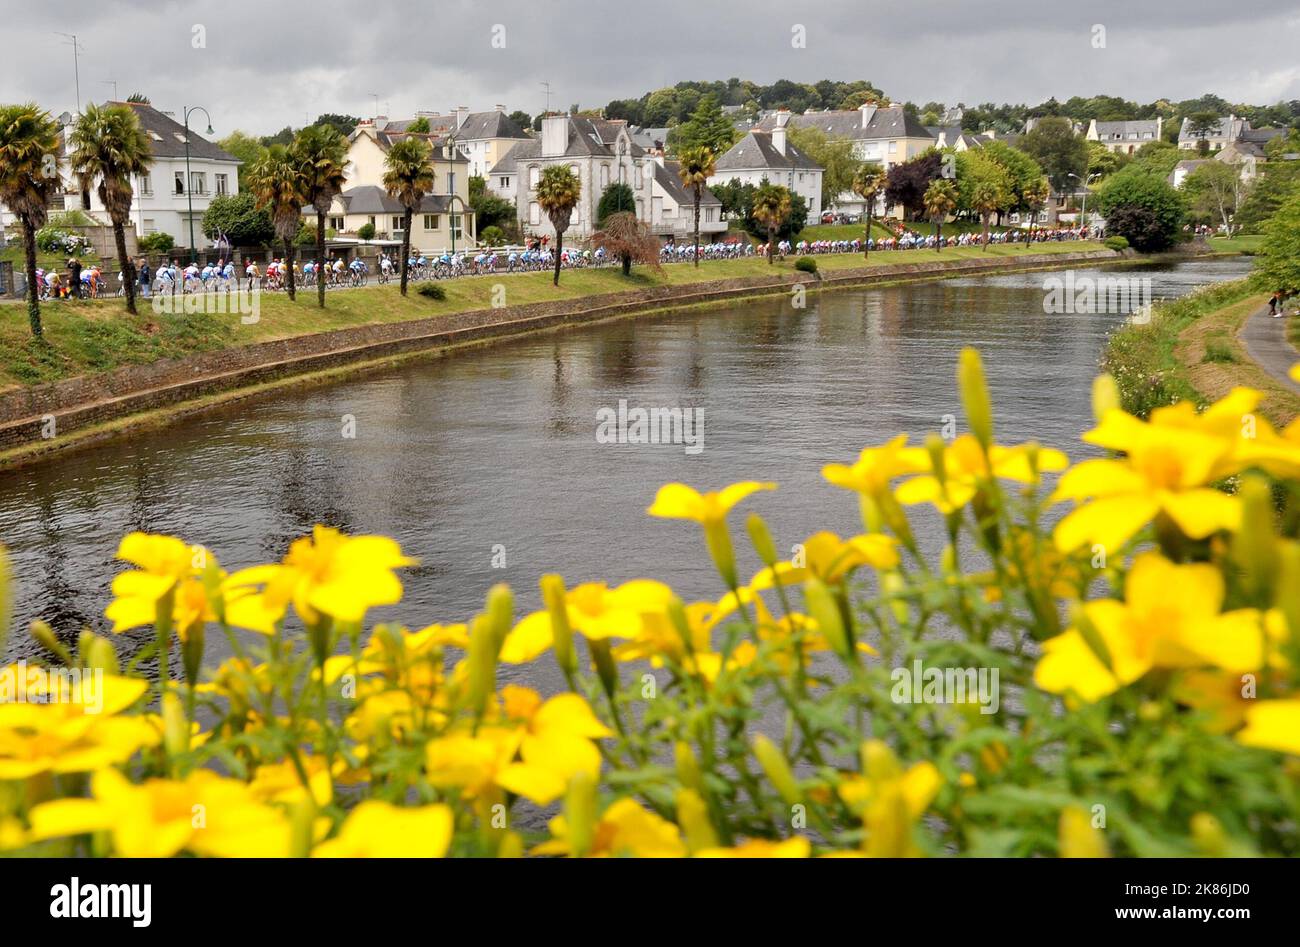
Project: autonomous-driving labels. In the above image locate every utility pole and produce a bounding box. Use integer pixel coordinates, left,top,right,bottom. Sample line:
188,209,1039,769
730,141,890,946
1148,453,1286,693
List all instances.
54,33,84,112
541,81,552,116
100,79,117,101
369,93,380,119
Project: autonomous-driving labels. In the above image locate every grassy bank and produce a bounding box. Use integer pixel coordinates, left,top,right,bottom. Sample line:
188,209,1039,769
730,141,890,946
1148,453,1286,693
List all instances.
1103,278,1300,425
1207,234,1265,255
0,241,1102,390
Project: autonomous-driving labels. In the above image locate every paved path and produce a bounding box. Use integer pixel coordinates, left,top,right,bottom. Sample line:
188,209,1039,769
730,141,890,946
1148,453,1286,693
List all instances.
1239,305,1300,394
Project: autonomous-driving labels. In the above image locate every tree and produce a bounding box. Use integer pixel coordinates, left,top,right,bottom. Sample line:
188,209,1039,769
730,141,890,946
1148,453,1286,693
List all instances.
245,144,305,301
751,182,792,263
291,124,348,307
1251,191,1300,295
1186,111,1220,156
1097,167,1187,251
0,103,62,335
981,140,1045,223
1182,161,1246,233
923,179,958,252
1129,140,1183,176
677,146,716,267
469,175,517,234
201,192,275,246
382,137,435,297
68,103,153,315
406,116,431,134
1234,160,1300,233
960,154,1012,249
507,111,533,135
218,131,267,184
536,165,581,286
669,94,737,156
851,162,887,258
885,151,943,220
313,114,360,138
596,182,635,225
125,93,150,104
592,211,661,276
787,125,857,211
1086,140,1128,180
1019,116,1088,194
1022,176,1050,244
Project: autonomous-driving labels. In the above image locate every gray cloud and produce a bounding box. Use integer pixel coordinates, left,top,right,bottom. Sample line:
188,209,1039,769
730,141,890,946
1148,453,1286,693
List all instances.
3,0,1297,136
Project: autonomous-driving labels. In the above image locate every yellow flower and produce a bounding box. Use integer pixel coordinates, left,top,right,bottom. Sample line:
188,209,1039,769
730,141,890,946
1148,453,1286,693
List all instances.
822,435,930,497
0,672,157,779
534,799,686,857
1034,553,1264,702
500,579,674,663
896,435,1067,514
103,533,213,632
249,756,333,808
837,741,941,857
1059,805,1110,857
1236,700,1300,755
313,801,453,857
226,526,417,626
750,531,898,588
648,481,775,586
28,767,292,857
696,837,811,857
1052,407,1241,551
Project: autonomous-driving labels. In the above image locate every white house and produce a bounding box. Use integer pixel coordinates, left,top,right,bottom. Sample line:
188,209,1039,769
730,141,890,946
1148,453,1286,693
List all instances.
649,157,725,244
389,107,532,178
1178,115,1250,152
487,114,657,242
709,114,824,220
1086,118,1163,154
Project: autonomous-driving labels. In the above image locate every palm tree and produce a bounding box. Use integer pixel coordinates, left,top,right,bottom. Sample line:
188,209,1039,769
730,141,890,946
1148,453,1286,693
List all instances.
0,104,63,336
851,162,887,259
291,124,348,308
68,103,153,315
382,137,435,297
751,182,792,264
923,179,958,253
1023,177,1050,246
246,144,305,301
536,165,581,286
970,179,1005,250
676,146,715,268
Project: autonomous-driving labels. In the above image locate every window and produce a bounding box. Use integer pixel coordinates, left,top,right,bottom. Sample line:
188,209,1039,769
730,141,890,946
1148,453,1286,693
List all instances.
635,164,643,188
570,164,580,178
368,216,376,227
888,141,898,155
449,214,463,241
215,174,228,196
423,214,440,231
174,171,185,195
528,166,540,188
189,171,206,195
498,176,511,189
330,217,344,231
600,164,610,187
528,202,540,226
635,198,644,218
143,218,156,234
392,216,404,232
139,173,153,196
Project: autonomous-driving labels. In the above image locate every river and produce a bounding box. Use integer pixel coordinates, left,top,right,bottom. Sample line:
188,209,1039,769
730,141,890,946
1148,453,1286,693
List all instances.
0,257,1253,680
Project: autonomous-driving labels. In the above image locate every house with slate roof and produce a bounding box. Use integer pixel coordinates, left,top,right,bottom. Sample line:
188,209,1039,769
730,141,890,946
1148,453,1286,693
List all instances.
1086,118,1164,154
394,106,532,178
487,113,657,241
649,158,725,244
708,112,825,220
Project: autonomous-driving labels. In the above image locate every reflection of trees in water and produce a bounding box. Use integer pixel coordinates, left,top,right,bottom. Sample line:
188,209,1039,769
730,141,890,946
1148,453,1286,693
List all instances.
591,329,644,386
30,486,96,644
271,443,355,562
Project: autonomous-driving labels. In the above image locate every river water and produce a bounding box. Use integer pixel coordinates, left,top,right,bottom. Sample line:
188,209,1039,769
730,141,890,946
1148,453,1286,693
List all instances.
0,257,1253,677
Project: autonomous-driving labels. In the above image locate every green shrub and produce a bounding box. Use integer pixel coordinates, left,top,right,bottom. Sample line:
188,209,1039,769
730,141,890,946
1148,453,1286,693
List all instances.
794,256,818,274
479,226,505,247
1103,235,1130,251
139,232,175,254
1203,339,1237,364
357,223,376,241
417,283,446,300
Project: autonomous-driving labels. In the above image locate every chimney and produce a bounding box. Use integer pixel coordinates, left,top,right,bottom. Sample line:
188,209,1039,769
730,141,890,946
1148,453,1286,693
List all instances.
859,102,877,129
495,103,505,113
541,113,567,157
454,105,469,129
772,109,790,156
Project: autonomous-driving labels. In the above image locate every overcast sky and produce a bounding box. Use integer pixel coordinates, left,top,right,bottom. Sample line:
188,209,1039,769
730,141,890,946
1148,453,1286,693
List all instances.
4,0,1298,137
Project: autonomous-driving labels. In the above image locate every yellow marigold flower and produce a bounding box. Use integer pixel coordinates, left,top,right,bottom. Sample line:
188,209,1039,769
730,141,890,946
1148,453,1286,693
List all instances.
249,756,334,808
838,741,942,857
696,837,811,857
28,767,292,857
648,481,775,586
896,435,1067,514
822,435,930,497
0,672,157,779
500,579,674,663
534,798,686,857
226,526,417,627
1236,699,1300,755
750,531,899,589
1052,408,1242,552
313,801,453,858
1059,805,1109,858
1034,554,1264,702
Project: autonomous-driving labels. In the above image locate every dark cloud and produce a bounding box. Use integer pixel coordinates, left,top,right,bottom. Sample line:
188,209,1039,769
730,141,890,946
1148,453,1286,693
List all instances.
4,0,1297,135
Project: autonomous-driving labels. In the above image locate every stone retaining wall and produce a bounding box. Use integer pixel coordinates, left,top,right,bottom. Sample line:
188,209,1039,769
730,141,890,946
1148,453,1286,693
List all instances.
0,249,1114,456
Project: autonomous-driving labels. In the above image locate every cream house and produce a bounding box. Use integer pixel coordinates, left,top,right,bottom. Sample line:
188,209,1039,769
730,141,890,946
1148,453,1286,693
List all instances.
401,107,532,178
709,115,825,220
487,114,656,242
1086,118,1163,154
319,120,474,250
650,157,726,244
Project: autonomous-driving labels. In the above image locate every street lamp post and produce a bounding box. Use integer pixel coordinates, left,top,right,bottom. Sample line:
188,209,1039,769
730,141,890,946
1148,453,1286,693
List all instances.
1068,171,1100,234
183,105,214,263
443,135,462,255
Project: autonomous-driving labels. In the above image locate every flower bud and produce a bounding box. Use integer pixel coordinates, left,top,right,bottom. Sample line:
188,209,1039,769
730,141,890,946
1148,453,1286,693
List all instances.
464,615,497,715
957,347,994,448
81,634,120,675
752,734,800,805
1091,373,1120,422
704,520,738,589
675,789,719,853
564,770,598,857
1058,805,1109,858
539,574,576,674
30,621,71,666
861,739,901,782
162,690,189,757
745,513,779,567
666,596,695,656
925,433,947,486
674,740,703,793
289,797,315,859
803,578,849,658
484,583,514,655
1190,812,1226,857
1232,475,1277,602
880,572,909,624
588,637,619,700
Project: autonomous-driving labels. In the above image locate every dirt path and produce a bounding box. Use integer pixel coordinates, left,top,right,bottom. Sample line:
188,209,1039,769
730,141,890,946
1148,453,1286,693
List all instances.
1239,305,1300,394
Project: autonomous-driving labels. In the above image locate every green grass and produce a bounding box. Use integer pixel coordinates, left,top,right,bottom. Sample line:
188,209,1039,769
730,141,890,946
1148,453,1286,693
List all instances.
1207,234,1264,255
800,221,895,241
0,240,1104,391
0,244,105,272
